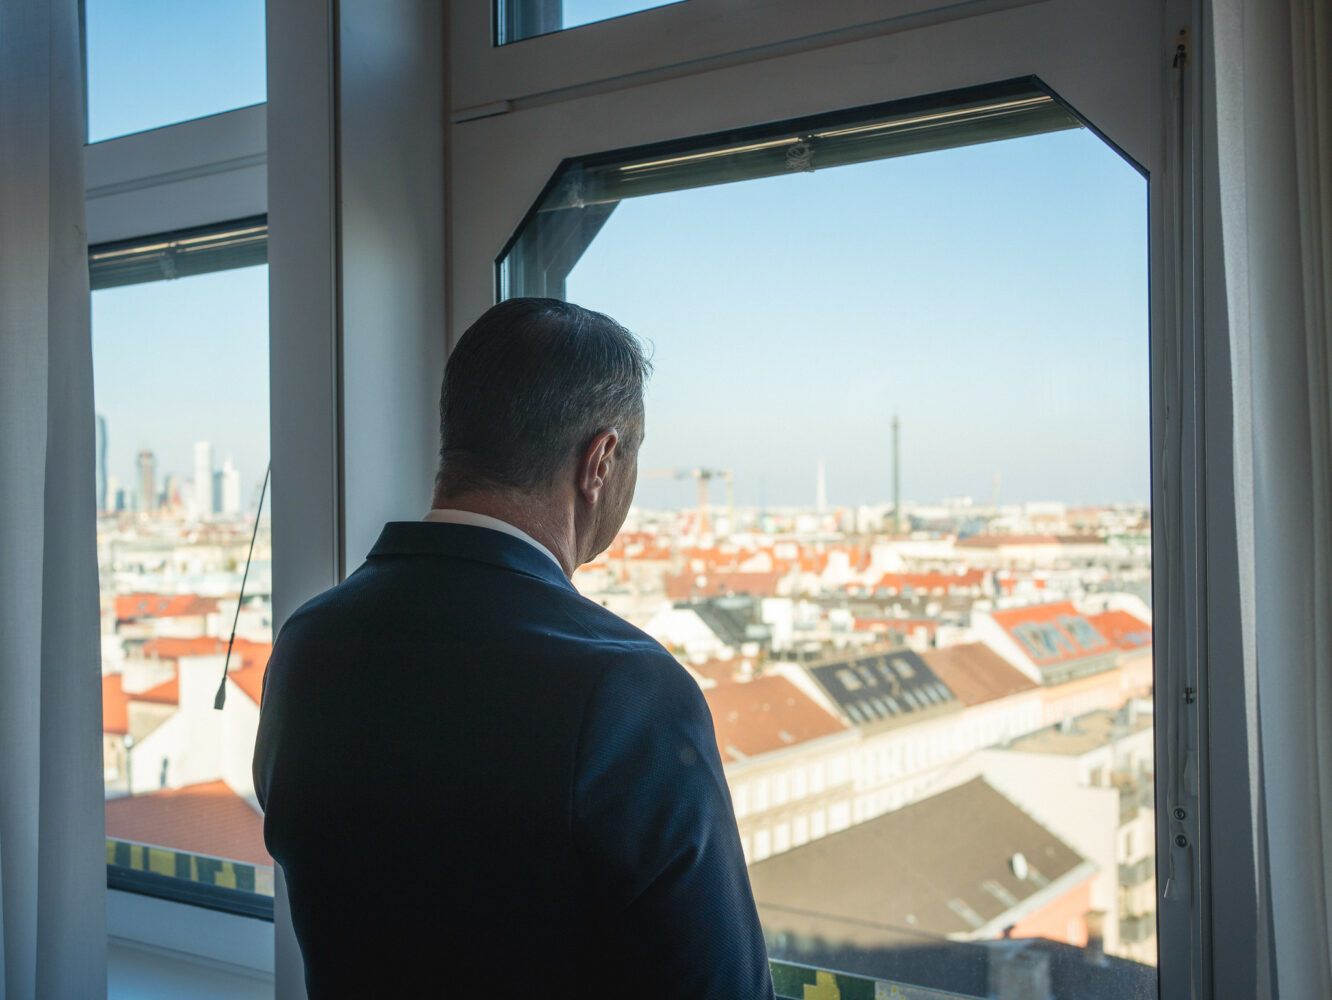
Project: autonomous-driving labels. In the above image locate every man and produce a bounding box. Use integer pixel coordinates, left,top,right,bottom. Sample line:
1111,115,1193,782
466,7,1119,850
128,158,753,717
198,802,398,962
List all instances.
254,298,774,998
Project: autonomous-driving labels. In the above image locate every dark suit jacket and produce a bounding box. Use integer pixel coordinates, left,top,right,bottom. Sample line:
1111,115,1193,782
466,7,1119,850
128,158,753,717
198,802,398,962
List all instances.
253,521,774,998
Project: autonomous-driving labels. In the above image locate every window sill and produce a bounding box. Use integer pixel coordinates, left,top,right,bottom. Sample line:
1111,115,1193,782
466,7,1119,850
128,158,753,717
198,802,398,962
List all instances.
108,888,273,1000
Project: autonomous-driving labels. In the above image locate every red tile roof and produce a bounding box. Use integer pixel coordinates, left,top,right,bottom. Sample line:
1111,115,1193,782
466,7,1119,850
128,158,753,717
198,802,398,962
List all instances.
115,593,220,622
139,636,272,673
703,675,846,764
873,570,986,592
921,643,1038,706
1087,610,1153,650
134,674,179,705
103,674,129,735
989,601,1112,667
664,570,782,601
228,661,267,705
105,780,269,866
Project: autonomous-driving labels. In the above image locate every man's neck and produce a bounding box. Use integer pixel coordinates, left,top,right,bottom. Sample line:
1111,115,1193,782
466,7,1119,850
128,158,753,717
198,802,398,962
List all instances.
431,491,577,577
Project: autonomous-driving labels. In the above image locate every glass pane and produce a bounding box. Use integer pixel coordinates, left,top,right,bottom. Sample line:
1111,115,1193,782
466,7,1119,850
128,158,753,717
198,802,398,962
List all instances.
95,263,274,910
501,82,1155,997
85,0,266,142
497,0,686,45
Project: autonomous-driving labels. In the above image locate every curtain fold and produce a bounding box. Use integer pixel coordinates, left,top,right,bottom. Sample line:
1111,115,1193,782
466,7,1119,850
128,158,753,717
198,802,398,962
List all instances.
1211,0,1332,996
0,1,108,997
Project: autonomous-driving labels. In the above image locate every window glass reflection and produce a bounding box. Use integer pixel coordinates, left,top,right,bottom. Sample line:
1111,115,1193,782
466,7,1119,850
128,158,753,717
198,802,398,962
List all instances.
497,0,686,45
95,264,272,904
501,85,1155,996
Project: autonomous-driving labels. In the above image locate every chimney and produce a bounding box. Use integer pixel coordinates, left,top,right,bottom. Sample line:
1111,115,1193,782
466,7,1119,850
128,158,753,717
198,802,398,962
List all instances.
988,941,1053,1000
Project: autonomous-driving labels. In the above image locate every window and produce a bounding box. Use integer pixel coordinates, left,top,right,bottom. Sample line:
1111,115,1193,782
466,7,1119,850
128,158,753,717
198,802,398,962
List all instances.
495,0,686,45
84,0,266,142
498,80,1154,996
94,230,273,918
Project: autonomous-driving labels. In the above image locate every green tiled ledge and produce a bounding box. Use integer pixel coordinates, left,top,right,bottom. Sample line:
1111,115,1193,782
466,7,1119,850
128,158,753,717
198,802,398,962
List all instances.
106,838,275,897
770,960,980,1000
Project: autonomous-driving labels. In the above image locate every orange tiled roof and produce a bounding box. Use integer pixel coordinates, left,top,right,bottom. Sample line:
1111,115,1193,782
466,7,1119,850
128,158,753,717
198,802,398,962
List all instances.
704,675,846,764
664,570,782,601
989,601,1112,666
103,674,129,735
1087,609,1152,650
852,617,939,636
104,780,269,866
922,643,1038,706
874,569,986,592
228,661,267,705
115,593,220,622
139,636,272,673
134,674,179,705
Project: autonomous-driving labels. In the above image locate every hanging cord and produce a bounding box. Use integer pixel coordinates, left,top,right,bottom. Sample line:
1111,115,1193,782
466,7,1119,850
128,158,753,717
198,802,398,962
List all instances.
214,463,271,710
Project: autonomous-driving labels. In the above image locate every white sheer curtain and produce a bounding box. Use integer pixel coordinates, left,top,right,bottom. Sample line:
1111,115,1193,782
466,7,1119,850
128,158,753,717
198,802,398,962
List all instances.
0,1,108,997
1211,0,1332,996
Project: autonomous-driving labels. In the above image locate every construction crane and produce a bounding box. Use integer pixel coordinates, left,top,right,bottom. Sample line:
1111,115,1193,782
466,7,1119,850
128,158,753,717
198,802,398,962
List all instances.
640,467,734,537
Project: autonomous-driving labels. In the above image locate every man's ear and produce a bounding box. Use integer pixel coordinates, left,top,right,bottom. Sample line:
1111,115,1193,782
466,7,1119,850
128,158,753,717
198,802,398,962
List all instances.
577,428,620,506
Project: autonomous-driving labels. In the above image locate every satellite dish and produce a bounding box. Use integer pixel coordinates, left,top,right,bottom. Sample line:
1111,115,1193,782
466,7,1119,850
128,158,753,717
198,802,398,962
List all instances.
1011,852,1029,880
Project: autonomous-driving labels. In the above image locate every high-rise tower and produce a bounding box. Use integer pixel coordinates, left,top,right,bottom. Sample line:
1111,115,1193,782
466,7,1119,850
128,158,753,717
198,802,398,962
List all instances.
136,450,157,512
95,415,107,511
816,457,827,513
892,414,901,534
193,441,214,516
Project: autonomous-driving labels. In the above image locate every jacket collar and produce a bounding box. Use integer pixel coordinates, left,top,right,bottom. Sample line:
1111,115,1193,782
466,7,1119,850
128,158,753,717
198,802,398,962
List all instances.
368,521,576,592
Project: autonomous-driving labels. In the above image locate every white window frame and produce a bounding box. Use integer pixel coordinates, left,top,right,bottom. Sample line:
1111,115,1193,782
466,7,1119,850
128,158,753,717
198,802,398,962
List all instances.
442,2,1221,999
85,88,278,990
92,2,1248,998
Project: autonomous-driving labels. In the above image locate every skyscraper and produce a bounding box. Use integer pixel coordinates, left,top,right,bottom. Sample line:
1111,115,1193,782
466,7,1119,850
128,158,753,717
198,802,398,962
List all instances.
136,450,157,513
95,415,108,511
193,441,214,516
163,473,181,511
218,457,241,515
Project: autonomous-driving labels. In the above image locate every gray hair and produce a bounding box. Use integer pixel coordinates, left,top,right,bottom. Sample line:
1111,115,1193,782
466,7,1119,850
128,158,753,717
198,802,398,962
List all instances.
436,298,652,496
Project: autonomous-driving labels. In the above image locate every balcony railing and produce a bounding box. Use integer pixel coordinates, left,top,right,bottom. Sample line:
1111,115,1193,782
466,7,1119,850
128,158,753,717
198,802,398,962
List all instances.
770,959,980,1000
1119,912,1156,944
1119,857,1154,887
105,837,274,918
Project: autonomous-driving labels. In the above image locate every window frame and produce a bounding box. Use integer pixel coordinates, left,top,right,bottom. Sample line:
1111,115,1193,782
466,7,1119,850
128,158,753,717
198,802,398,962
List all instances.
85,92,277,978
444,1,1211,998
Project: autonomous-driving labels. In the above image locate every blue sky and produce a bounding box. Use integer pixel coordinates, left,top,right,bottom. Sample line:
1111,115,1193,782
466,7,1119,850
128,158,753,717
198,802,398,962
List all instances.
568,127,1148,509
84,0,266,142
92,266,270,509
87,4,1148,513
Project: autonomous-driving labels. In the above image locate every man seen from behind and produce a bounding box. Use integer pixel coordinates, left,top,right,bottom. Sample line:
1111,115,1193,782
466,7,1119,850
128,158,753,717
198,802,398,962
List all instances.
253,298,775,998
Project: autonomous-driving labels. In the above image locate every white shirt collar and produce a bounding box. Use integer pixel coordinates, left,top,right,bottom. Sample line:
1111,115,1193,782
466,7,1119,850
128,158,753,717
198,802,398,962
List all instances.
423,508,563,572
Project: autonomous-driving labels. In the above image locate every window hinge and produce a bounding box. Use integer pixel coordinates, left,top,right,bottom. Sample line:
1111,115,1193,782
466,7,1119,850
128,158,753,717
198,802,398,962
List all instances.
1172,27,1189,69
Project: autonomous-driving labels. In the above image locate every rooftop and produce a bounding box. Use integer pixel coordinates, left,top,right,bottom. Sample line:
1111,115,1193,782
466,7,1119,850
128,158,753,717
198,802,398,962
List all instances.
1086,609,1152,651
807,648,960,728
1006,708,1153,756
114,593,220,622
749,777,1092,947
703,675,847,764
988,601,1114,669
104,780,269,867
102,674,128,735
922,643,1038,706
